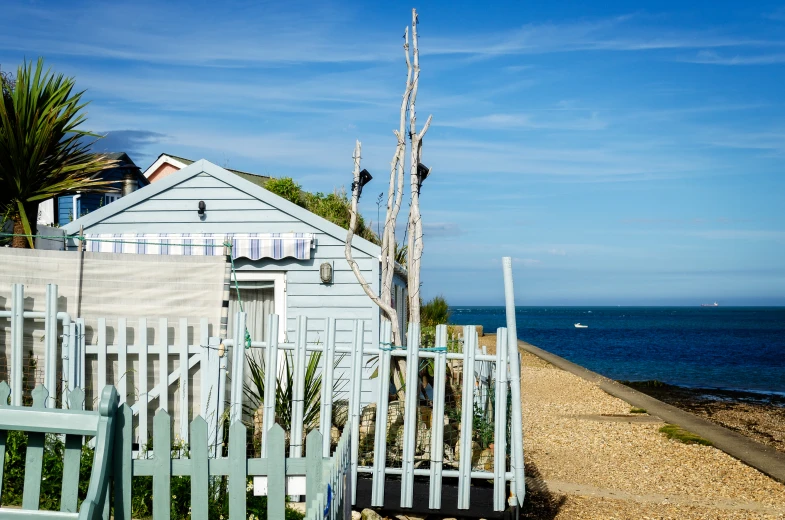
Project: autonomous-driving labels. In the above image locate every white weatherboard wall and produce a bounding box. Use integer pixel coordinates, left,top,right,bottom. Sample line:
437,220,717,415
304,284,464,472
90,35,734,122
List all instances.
63,159,392,406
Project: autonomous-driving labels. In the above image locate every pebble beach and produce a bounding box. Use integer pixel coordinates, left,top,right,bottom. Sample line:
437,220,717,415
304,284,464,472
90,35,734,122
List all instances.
518,342,785,519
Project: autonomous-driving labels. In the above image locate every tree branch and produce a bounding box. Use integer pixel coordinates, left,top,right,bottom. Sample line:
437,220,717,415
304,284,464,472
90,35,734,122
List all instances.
345,140,398,327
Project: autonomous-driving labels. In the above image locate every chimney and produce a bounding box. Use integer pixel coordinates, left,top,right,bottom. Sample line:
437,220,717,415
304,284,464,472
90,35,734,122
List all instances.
121,171,137,197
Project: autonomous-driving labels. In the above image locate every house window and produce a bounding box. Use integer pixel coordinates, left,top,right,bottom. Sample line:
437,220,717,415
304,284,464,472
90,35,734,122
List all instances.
104,194,121,205
227,271,286,343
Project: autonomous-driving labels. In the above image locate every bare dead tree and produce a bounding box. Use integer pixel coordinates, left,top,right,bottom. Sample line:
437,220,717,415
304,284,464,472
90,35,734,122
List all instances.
380,25,414,345
345,141,398,320
345,8,432,403
346,141,408,401
405,8,433,325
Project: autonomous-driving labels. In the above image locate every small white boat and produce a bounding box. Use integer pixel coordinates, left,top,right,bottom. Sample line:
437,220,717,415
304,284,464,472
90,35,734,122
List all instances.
574,323,588,328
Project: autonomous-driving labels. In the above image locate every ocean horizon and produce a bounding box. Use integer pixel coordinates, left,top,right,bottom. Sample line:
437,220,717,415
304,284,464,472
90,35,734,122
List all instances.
449,306,785,395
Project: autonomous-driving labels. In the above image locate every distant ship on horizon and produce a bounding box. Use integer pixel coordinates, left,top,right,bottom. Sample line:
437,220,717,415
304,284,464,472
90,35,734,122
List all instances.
700,302,719,307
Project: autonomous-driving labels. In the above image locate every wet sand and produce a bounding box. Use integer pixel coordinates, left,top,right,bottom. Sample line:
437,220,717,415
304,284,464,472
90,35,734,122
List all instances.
620,381,785,454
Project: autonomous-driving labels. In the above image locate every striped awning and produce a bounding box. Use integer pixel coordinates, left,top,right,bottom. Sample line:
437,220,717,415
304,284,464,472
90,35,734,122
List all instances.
83,233,314,260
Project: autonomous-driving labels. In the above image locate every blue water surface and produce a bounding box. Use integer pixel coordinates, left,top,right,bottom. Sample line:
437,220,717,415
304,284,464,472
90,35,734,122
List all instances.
449,307,785,394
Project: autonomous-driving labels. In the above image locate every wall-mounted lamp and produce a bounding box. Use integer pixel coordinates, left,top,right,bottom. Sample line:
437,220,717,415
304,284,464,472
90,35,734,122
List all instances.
198,200,206,216
416,163,430,194
320,262,333,284
351,169,373,200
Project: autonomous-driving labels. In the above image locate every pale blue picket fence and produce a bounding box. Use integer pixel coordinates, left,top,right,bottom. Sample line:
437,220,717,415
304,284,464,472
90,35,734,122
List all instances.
0,380,352,519
0,256,525,515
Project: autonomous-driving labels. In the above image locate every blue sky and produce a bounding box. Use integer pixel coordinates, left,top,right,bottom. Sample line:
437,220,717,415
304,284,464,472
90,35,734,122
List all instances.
2,0,784,305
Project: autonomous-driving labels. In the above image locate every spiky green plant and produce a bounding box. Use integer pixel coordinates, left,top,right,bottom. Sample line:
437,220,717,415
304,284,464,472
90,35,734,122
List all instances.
0,58,117,248
243,349,344,440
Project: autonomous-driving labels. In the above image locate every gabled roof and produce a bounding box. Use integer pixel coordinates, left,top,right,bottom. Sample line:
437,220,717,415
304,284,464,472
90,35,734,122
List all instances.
144,153,270,188
97,152,150,186
63,159,381,258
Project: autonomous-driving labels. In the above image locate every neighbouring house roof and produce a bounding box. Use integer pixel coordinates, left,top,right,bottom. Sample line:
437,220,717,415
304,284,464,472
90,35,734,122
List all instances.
91,152,149,190
63,159,381,259
143,153,270,188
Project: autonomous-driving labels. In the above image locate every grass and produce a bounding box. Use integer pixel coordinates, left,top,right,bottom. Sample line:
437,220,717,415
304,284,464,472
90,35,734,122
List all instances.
659,424,713,446
630,407,647,414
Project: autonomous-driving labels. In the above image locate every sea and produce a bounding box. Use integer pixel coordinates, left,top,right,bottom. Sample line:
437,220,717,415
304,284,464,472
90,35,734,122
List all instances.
449,306,785,396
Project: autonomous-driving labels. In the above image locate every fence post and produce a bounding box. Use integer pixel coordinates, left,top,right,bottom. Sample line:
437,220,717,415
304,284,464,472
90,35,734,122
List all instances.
230,312,246,423
494,327,509,511
179,318,190,442
429,324,448,509
139,318,149,452
152,410,172,519
457,325,477,510
305,429,324,507
203,336,221,456
400,321,420,508
10,284,23,406
190,416,209,520
348,320,364,505
77,318,85,392
62,321,78,408
114,404,132,520
320,317,336,457
371,321,392,507
502,256,525,506
97,318,107,394
159,318,169,412
217,331,229,454
291,315,308,458
266,423,286,519
118,318,127,405
228,420,247,520
44,284,58,408
262,314,279,457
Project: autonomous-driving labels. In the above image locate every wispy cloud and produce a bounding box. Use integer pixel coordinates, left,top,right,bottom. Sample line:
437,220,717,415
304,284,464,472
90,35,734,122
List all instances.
439,111,607,131
424,138,719,181
683,50,785,65
703,130,785,154
426,16,783,58
0,2,394,66
688,230,785,240
512,257,542,266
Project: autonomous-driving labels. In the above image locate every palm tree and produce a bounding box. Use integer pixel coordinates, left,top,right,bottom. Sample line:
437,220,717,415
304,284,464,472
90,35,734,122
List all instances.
0,58,117,248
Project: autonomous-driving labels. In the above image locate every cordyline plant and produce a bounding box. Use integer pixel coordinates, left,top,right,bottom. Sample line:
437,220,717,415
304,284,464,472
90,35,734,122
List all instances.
243,349,345,450
0,58,117,248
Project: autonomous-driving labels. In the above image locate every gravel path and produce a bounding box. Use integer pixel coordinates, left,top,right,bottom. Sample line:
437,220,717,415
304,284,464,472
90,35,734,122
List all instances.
519,346,785,519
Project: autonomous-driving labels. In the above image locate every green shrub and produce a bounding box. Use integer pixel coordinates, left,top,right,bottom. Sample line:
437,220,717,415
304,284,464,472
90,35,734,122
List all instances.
264,177,303,206
263,177,379,245
421,295,450,327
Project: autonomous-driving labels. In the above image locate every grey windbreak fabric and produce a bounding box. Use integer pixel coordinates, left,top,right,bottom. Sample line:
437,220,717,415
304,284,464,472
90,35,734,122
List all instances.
0,247,225,356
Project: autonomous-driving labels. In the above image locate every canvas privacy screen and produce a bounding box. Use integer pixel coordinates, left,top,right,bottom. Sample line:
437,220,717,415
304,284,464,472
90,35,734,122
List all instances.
0,247,226,349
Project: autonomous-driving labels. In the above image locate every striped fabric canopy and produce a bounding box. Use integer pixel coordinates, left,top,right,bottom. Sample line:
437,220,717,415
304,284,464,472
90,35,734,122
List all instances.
83,233,314,260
